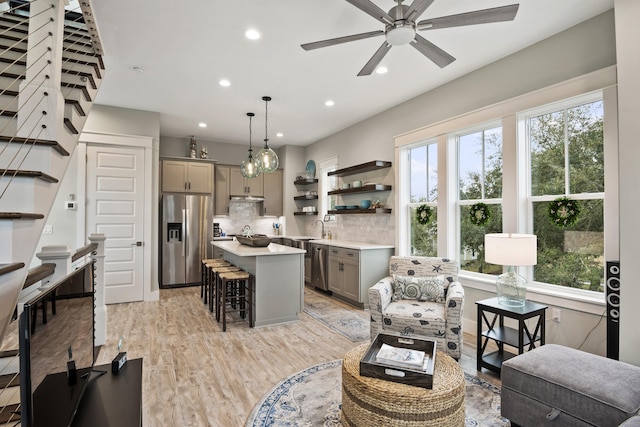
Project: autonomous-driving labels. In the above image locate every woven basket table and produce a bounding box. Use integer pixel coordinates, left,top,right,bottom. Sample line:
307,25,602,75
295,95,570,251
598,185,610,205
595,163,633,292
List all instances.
341,343,465,427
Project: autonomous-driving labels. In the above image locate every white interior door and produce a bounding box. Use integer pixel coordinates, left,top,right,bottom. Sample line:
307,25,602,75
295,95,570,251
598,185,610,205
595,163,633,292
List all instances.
86,145,145,304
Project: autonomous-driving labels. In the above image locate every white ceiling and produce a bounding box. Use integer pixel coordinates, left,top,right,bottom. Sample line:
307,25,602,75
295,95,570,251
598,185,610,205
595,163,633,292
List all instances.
89,0,613,147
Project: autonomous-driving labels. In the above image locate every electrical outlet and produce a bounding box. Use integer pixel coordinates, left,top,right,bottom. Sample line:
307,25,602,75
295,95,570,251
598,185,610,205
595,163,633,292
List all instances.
43,224,53,235
552,307,561,322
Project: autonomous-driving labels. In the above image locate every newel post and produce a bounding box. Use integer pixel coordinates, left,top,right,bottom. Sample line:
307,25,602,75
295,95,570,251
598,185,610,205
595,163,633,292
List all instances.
89,233,107,346
35,245,72,285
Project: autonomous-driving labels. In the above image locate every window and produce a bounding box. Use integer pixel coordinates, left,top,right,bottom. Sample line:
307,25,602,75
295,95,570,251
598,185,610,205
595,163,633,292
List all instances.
318,157,338,218
526,98,604,292
457,126,503,274
408,142,437,256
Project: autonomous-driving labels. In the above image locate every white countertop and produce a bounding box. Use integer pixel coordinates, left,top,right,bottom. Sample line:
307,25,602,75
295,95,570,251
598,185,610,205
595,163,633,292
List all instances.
308,239,394,250
212,240,305,256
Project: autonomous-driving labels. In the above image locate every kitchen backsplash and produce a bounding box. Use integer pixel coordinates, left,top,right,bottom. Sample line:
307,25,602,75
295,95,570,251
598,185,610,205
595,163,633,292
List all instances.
303,214,394,245
214,199,285,236
216,199,394,244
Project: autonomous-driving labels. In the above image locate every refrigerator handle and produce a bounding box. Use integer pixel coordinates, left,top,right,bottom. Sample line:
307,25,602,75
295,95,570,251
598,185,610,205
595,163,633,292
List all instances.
182,208,187,256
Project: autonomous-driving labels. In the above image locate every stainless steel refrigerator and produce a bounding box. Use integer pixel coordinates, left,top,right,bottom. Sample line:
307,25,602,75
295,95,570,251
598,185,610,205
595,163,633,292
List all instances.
161,194,213,287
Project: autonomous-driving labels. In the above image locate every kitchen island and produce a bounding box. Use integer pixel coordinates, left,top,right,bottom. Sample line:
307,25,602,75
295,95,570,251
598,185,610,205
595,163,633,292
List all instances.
212,240,306,327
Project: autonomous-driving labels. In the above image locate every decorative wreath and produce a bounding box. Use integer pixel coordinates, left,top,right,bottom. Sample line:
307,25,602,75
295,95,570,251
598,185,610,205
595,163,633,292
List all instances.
416,204,432,225
548,197,581,228
469,202,491,226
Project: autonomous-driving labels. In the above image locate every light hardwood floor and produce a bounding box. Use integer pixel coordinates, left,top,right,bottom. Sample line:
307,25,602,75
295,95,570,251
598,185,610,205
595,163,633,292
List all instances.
2,286,501,426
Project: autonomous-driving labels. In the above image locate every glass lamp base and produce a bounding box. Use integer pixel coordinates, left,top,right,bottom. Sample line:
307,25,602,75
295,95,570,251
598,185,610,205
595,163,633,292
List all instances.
496,267,526,307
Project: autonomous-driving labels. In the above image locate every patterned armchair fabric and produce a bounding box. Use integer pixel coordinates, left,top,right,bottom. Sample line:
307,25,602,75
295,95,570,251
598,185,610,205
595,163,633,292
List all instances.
369,256,465,359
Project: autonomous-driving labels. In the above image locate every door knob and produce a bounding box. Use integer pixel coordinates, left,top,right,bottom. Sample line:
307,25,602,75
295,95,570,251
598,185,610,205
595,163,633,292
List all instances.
131,241,143,246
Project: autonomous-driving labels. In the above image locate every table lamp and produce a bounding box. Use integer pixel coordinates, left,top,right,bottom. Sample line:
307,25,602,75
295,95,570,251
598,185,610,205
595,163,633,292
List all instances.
484,233,537,307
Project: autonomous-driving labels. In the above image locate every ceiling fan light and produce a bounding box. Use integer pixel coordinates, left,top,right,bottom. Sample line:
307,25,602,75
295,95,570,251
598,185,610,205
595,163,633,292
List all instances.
386,25,415,46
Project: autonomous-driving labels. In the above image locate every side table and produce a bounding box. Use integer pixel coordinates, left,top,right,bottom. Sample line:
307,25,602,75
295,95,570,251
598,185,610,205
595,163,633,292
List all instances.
476,297,547,374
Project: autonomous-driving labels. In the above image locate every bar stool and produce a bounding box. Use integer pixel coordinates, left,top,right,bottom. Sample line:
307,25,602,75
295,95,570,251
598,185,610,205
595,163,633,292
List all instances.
202,259,231,304
216,270,253,332
207,264,240,312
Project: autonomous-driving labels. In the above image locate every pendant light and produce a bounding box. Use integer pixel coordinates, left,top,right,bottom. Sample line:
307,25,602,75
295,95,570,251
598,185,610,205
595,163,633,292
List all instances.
257,96,279,173
240,112,260,178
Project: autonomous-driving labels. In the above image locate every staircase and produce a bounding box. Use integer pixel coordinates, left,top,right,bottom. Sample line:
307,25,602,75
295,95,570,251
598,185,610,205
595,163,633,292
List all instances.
0,0,104,342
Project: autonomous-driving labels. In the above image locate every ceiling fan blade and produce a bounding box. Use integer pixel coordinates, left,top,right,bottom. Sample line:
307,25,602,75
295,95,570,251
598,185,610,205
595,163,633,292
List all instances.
345,0,394,25
301,30,384,51
405,0,435,22
357,42,392,76
410,34,455,68
417,4,519,30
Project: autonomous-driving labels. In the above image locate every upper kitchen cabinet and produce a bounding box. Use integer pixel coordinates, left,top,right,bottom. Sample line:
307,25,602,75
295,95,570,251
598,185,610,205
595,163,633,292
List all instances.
215,165,230,215
162,159,213,194
215,165,283,216
229,165,264,197
263,169,283,217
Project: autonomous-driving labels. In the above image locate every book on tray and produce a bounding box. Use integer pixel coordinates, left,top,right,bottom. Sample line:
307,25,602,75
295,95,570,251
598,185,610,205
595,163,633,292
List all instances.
375,343,428,370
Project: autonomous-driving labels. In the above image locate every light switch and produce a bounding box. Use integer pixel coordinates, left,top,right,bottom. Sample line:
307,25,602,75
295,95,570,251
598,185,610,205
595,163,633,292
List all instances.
43,224,53,235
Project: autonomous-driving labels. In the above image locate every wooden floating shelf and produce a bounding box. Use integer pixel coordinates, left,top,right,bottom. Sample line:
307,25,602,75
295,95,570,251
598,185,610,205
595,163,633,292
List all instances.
294,195,319,200
294,178,318,185
328,160,392,177
294,211,318,216
328,208,392,215
328,184,391,195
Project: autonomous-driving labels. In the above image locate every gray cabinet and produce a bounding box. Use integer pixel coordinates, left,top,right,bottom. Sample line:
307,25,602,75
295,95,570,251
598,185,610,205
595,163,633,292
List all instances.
215,164,283,216
263,169,283,216
327,245,394,308
214,165,230,215
229,166,264,197
162,159,213,193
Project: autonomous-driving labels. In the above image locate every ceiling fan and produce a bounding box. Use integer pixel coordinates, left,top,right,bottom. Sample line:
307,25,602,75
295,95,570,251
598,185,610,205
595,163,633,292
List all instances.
301,0,519,76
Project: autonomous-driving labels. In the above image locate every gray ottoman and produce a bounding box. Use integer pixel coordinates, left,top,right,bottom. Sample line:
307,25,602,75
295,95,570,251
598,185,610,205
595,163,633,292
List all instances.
501,344,640,427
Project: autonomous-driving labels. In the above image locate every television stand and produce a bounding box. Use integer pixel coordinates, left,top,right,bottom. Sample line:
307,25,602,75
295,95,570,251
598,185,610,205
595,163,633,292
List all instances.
33,358,142,426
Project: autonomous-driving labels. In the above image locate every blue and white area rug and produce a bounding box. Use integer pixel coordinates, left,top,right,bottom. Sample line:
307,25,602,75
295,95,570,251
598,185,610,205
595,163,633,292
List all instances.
246,360,510,427
303,294,370,342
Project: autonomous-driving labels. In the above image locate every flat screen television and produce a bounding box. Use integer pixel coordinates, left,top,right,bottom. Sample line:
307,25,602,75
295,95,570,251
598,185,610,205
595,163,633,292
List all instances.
18,266,95,427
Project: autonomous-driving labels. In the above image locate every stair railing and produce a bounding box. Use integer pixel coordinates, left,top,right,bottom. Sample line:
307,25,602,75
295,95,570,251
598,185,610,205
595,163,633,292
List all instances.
0,0,103,345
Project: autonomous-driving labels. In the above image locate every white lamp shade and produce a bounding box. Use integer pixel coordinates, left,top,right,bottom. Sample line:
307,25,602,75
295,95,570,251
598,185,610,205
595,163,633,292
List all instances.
484,233,537,266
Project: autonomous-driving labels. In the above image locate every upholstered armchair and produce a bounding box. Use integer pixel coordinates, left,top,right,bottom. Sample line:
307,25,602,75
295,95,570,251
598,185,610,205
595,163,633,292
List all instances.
368,256,465,360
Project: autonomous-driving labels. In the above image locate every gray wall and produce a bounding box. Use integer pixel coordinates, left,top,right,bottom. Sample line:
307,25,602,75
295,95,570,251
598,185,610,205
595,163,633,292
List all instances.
615,0,640,365
36,105,162,296
303,10,617,355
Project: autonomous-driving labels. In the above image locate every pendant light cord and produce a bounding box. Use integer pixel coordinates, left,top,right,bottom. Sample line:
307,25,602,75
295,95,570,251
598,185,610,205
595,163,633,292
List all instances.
247,112,255,154
262,96,272,147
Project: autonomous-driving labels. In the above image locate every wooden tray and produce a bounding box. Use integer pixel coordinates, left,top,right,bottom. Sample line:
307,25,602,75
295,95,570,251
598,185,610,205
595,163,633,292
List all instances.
236,234,272,247
360,333,436,389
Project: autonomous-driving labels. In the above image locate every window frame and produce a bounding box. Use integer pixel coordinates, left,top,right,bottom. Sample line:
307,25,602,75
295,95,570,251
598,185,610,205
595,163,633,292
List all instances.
404,139,439,256
393,68,617,313
519,92,606,297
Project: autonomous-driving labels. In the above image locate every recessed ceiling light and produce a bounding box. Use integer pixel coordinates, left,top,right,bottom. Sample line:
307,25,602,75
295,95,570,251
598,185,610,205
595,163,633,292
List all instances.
245,29,261,40
276,132,283,138
376,66,388,74
325,100,335,107
198,122,207,128
219,79,230,87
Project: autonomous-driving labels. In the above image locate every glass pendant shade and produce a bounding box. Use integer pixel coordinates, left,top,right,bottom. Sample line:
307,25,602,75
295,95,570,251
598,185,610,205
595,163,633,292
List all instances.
241,113,261,178
257,143,279,172
258,96,279,173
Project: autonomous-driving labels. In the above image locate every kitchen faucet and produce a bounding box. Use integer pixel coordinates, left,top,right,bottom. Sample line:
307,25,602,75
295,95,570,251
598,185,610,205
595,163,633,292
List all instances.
314,219,326,239
242,224,252,236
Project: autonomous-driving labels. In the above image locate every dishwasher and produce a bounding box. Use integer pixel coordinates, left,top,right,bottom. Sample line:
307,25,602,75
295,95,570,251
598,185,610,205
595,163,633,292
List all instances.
310,243,329,291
